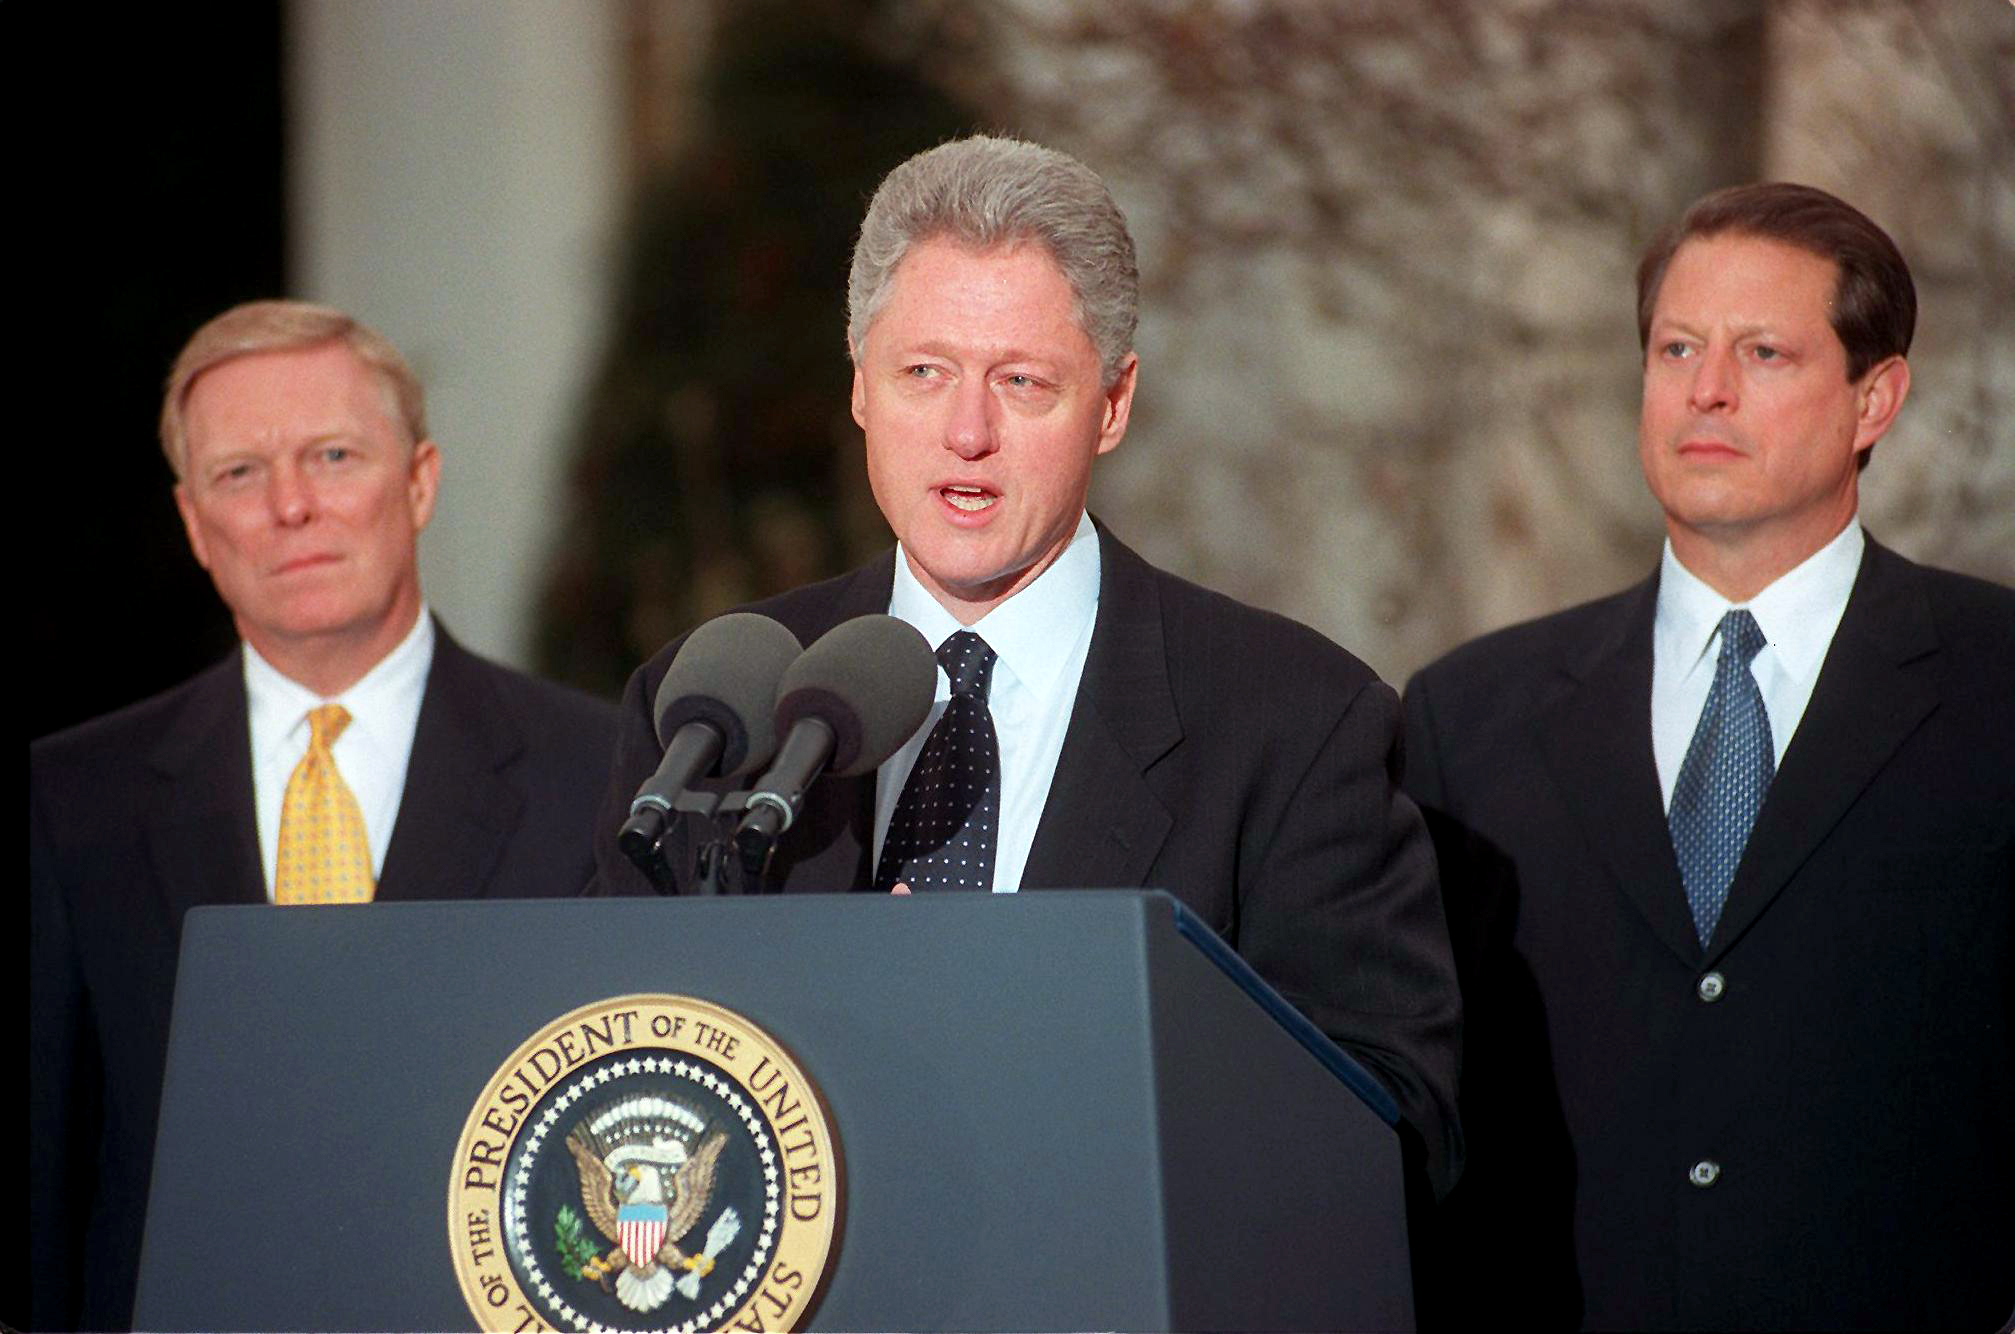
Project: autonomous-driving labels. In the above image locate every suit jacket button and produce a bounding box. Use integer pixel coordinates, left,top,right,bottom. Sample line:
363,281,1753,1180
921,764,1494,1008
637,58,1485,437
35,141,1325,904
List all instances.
1689,1159,1721,1188
1697,971,1726,1002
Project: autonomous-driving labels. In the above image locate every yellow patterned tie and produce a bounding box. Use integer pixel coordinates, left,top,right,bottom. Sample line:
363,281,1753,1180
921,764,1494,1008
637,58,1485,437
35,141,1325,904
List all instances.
274,704,376,905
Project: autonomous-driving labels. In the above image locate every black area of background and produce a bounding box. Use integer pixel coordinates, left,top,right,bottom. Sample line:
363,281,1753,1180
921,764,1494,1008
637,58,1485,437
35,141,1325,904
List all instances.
15,7,286,1330
24,4,288,747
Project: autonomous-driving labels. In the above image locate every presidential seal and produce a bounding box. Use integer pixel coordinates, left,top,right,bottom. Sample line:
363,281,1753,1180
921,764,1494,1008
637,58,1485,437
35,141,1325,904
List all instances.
450,995,841,1333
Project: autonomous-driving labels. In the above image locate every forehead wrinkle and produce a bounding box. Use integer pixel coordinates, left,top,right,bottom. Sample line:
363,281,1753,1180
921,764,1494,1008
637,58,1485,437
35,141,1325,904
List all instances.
187,385,416,467
874,238,1094,350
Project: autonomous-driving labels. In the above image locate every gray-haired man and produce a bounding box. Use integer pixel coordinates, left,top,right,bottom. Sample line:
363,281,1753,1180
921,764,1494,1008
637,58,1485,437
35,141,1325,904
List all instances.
596,135,1462,1197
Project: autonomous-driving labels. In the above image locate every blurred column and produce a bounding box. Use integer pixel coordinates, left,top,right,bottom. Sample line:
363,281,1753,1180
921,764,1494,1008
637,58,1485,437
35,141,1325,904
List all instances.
288,0,622,668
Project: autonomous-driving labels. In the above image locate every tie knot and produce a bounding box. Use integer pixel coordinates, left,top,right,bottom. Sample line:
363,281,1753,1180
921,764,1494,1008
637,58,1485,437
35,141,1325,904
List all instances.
1718,610,1766,668
308,703,352,748
936,630,997,698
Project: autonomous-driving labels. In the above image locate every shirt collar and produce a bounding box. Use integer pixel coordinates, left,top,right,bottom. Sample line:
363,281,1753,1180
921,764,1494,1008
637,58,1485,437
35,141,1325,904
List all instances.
888,511,1101,705
1656,521,1864,678
243,606,435,758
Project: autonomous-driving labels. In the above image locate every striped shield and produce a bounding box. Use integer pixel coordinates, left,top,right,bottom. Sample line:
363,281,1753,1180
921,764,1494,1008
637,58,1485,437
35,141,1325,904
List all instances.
617,1202,670,1268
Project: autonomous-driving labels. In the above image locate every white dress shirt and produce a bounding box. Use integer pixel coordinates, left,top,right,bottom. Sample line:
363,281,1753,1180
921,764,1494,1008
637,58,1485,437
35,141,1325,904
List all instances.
1651,522,1864,808
244,608,435,898
875,511,1102,893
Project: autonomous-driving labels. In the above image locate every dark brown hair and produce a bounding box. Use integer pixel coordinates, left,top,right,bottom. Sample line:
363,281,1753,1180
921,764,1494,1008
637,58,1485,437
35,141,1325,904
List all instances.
1636,182,1915,383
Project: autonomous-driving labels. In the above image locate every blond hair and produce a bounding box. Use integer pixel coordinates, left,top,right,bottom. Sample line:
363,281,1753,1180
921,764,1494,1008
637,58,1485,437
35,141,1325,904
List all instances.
160,300,427,477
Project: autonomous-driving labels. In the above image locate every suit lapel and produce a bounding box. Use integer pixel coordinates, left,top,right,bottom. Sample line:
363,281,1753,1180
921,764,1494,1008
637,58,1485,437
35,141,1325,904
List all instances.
377,627,524,900
1707,541,1939,958
774,558,899,892
1023,527,1179,890
1537,576,1702,965
146,655,266,920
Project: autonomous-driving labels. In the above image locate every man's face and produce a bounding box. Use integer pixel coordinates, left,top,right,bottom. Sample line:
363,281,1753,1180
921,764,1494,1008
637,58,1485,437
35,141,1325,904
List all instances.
851,237,1135,622
1638,232,1906,570
174,340,439,670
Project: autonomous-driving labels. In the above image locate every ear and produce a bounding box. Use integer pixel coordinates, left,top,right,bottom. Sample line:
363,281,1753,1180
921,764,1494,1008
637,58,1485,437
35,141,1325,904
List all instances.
407,440,442,531
849,362,868,431
1094,352,1138,457
1851,355,1910,456
174,482,212,571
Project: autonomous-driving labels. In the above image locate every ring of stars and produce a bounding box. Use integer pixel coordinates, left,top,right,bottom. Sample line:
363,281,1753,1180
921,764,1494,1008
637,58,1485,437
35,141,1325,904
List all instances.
499,1053,783,1333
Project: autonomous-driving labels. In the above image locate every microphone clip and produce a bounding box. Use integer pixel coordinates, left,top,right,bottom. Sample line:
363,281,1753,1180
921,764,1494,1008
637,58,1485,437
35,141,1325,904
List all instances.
622,784,781,895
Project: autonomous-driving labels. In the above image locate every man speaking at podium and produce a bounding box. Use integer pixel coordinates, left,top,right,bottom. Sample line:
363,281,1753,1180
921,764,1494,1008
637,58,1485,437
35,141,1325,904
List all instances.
596,137,1462,1202
29,301,616,1330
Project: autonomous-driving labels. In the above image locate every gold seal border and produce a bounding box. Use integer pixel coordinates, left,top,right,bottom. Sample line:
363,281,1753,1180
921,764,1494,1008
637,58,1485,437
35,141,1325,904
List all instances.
448,993,843,1333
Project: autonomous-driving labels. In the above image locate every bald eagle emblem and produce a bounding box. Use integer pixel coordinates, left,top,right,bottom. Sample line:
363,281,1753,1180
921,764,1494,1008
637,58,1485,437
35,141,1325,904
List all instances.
562,1094,743,1312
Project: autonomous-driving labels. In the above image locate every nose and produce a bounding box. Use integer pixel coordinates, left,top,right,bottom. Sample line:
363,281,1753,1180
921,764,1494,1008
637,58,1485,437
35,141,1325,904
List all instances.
1687,344,1739,414
266,462,315,527
943,378,998,461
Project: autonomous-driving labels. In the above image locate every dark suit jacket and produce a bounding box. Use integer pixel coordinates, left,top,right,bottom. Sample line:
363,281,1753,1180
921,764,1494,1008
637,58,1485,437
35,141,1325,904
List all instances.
27,625,617,1332
1402,539,2015,1330
594,525,1463,1200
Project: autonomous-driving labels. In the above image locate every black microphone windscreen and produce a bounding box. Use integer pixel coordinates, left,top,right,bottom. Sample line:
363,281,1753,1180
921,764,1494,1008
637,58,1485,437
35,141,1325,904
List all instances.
652,612,803,778
774,615,935,776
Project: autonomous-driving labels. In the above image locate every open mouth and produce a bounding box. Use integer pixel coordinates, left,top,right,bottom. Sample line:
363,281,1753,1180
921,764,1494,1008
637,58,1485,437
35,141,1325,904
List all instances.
941,485,997,513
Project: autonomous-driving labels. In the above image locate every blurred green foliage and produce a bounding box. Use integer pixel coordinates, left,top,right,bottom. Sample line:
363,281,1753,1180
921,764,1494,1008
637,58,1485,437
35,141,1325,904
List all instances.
536,1,974,695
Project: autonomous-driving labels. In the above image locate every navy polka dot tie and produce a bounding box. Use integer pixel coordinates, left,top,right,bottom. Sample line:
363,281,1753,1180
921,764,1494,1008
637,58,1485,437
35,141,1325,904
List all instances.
875,630,1000,893
1669,610,1774,946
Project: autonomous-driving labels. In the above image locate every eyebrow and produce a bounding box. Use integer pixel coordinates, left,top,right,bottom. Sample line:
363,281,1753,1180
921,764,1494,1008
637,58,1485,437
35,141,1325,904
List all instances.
1650,316,1796,341
194,427,365,462
895,339,1067,371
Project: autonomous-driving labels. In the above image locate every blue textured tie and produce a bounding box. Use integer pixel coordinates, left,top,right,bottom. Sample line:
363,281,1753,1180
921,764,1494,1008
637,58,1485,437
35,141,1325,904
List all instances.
1669,609,1775,946
874,631,1000,892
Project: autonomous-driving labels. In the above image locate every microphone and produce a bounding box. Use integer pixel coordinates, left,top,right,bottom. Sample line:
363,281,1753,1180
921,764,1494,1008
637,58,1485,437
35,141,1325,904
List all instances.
735,615,937,861
617,612,804,876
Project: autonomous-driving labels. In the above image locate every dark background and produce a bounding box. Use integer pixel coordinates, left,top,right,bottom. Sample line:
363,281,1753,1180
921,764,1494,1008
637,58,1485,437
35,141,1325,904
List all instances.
15,9,284,1325
25,5,288,746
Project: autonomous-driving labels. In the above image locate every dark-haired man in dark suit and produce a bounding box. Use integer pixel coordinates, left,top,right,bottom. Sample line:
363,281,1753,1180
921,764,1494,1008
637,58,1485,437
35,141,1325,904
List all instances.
29,301,616,1331
594,135,1463,1208
1404,184,2013,1329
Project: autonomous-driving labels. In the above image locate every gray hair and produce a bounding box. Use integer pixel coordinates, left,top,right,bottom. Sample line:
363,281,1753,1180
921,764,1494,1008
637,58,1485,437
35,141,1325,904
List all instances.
160,299,427,478
846,135,1139,386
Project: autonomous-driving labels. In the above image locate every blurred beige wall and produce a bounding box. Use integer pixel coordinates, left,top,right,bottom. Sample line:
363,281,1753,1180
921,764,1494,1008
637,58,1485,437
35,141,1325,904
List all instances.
289,0,624,668
962,0,2012,684
288,0,2010,683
